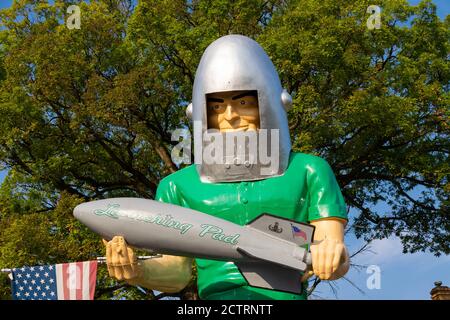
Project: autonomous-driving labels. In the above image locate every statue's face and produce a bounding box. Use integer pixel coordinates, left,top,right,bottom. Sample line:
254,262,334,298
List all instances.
206,90,260,132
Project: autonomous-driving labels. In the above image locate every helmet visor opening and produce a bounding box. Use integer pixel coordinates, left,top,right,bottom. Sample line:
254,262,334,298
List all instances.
205,90,260,132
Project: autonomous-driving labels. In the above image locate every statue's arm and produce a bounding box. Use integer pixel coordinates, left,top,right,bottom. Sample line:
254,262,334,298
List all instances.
127,255,193,293
309,218,350,280
104,236,192,293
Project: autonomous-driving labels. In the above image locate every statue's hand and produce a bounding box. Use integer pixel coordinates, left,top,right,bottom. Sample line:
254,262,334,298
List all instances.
103,236,140,281
310,238,350,280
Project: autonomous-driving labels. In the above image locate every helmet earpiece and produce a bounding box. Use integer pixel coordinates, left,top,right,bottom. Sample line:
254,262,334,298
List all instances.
281,89,292,112
186,102,193,120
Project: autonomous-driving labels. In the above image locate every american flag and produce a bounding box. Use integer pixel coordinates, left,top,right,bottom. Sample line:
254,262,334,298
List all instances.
11,261,97,300
291,224,307,241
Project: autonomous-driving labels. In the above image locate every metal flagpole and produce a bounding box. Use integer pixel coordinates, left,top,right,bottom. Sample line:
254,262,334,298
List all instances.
0,255,162,273
95,255,161,263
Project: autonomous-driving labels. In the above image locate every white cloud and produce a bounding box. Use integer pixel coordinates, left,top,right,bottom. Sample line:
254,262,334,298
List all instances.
357,237,405,266
320,236,450,299
350,236,450,271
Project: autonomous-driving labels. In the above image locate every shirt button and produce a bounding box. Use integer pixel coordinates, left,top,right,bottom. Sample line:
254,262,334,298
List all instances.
241,197,248,204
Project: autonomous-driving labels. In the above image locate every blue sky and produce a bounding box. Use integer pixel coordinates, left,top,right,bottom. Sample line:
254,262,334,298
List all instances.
313,220,450,300
0,0,448,300
317,0,450,299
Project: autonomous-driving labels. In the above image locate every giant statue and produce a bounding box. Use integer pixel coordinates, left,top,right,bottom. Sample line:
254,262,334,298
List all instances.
101,35,350,300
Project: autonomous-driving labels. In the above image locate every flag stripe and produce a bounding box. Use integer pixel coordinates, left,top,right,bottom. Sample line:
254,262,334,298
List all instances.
76,262,83,300
89,261,97,300
55,264,65,300
82,262,89,300
63,263,71,300
80,261,92,300
69,263,75,300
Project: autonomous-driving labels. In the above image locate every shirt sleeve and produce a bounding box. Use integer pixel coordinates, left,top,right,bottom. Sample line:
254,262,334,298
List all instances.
155,177,180,205
306,157,348,222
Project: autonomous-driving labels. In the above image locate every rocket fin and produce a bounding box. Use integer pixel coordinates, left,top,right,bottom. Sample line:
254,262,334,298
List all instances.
245,214,315,246
235,262,304,294
236,246,308,271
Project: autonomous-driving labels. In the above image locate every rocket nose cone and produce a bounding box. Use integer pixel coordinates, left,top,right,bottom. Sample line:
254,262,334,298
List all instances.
73,202,89,220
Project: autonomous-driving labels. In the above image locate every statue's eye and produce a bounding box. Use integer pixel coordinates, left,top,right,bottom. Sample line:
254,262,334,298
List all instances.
214,105,220,110
240,100,246,105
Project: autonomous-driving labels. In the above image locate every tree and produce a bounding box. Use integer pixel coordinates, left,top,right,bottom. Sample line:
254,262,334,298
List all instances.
258,0,449,255
0,0,448,299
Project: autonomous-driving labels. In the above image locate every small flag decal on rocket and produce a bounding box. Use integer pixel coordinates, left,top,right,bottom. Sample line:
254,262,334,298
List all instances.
291,224,307,241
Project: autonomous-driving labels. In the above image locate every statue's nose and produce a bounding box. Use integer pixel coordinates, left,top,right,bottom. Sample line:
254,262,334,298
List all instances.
224,105,239,121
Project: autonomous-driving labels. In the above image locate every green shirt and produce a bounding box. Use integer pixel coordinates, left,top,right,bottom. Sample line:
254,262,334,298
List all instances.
155,152,347,300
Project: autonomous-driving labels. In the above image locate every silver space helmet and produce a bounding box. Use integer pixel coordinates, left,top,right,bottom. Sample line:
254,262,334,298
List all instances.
187,35,293,183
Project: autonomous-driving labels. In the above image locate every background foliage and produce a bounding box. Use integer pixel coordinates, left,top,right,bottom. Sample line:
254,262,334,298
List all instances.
0,0,448,299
